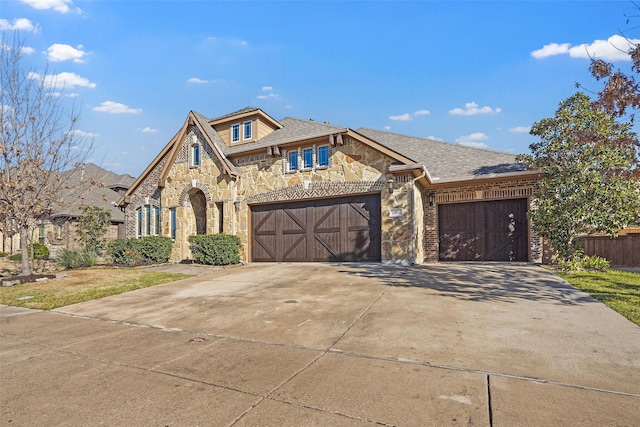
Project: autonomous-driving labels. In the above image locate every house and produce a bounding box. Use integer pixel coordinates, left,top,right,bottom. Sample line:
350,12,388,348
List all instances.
1,163,135,258
118,107,542,264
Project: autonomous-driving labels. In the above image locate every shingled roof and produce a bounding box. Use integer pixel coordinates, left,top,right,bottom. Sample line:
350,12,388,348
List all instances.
354,128,526,182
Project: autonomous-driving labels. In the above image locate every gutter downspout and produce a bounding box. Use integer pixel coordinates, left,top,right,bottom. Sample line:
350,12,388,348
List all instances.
411,169,427,264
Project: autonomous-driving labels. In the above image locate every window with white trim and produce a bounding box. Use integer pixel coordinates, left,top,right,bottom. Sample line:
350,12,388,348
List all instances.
317,145,330,167
136,204,162,237
243,121,252,140
284,145,331,172
231,124,240,142
189,143,200,167
288,150,299,171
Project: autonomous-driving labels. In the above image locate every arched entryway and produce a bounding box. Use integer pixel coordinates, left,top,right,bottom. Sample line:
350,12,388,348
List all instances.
188,188,207,235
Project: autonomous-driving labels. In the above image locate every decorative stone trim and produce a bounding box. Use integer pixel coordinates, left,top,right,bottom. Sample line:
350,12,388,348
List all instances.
178,181,212,207
246,181,384,205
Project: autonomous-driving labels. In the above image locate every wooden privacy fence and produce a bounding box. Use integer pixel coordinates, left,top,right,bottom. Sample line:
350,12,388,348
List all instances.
582,232,640,267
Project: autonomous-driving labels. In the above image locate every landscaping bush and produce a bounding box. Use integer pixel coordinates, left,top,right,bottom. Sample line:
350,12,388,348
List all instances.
137,236,173,263
188,234,240,265
57,249,97,269
8,253,21,261
0,251,7,257
107,236,172,265
559,254,610,272
32,242,49,259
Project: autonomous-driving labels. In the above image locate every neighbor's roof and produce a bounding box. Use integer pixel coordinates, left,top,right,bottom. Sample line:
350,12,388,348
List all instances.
53,164,132,221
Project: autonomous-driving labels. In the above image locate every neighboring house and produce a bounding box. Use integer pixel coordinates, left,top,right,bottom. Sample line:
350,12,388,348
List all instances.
1,164,135,258
119,107,542,264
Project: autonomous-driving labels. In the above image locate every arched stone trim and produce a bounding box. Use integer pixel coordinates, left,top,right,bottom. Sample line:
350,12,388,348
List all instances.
246,181,384,205
178,181,212,207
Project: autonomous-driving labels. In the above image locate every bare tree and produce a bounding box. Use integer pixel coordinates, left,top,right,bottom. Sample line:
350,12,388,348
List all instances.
0,32,92,276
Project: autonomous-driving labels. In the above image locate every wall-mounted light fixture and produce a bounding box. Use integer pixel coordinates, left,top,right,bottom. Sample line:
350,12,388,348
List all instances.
387,178,394,194
428,192,435,206
234,201,242,212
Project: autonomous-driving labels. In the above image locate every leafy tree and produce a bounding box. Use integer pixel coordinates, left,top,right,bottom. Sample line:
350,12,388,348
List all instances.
76,206,112,255
0,32,91,275
518,92,640,260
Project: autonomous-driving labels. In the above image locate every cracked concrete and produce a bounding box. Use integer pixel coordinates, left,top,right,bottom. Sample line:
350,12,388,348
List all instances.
1,263,639,426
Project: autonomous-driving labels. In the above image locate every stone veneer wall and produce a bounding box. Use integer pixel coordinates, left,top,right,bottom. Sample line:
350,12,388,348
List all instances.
423,178,542,263
151,127,417,262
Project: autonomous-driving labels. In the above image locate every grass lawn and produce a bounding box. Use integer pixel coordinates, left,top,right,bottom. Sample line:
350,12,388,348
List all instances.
559,269,640,326
0,267,190,310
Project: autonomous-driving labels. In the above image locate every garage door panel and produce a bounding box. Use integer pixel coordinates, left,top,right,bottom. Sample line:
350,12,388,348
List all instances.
439,199,528,262
251,195,381,262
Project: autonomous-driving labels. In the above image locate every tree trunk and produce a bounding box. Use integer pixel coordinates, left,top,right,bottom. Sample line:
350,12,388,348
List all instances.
20,226,31,276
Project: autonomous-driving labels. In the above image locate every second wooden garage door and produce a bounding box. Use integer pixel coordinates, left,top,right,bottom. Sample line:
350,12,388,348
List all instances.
252,195,381,262
438,199,528,262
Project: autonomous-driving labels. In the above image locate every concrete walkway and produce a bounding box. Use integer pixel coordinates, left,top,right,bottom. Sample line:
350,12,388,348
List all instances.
1,263,639,426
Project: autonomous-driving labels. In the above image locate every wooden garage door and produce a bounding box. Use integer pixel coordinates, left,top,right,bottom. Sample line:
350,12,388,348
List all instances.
251,195,381,262
438,199,528,262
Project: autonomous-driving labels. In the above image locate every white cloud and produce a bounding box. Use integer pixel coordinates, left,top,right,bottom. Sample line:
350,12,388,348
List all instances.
449,102,501,116
93,101,142,114
71,129,97,138
426,135,444,142
569,35,640,61
187,77,213,84
0,18,37,31
389,109,430,121
532,35,640,62
27,71,96,89
46,43,86,63
530,42,570,59
141,127,159,133
509,126,531,133
20,0,80,14
257,93,281,100
257,86,280,100
383,126,391,130
389,113,413,121
21,46,36,55
456,132,489,149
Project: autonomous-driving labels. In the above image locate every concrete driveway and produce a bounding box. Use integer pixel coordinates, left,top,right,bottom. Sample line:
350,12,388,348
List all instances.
1,263,639,426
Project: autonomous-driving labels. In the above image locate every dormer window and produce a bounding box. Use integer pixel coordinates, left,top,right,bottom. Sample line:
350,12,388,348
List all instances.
243,121,252,140
232,124,240,142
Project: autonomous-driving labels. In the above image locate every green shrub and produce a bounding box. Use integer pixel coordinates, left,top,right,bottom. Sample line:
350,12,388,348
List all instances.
189,234,240,265
0,251,7,257
581,255,610,271
57,249,97,269
559,254,610,272
138,236,172,263
32,242,49,259
8,253,21,261
107,237,172,265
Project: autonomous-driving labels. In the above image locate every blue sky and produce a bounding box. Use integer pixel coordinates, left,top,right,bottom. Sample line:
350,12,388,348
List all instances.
1,0,637,176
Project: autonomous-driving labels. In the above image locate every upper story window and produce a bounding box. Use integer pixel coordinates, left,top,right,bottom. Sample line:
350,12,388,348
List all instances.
302,148,313,169
317,145,330,167
190,143,200,167
288,150,299,171
243,121,252,140
285,145,331,173
232,124,240,142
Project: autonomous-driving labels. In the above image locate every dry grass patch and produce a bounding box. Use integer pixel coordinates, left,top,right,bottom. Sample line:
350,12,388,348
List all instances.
0,267,190,310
